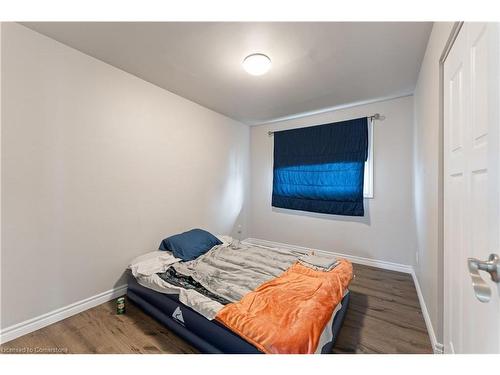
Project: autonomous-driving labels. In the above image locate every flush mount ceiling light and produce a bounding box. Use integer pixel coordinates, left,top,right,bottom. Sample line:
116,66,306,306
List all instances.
242,53,272,76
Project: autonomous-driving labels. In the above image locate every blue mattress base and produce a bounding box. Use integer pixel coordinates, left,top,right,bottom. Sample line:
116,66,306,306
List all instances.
127,274,350,354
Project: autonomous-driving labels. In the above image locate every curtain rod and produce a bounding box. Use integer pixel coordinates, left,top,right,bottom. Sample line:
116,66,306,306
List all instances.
267,113,383,136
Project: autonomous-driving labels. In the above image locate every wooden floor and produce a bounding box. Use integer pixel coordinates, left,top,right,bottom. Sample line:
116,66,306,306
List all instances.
332,264,432,353
1,264,432,354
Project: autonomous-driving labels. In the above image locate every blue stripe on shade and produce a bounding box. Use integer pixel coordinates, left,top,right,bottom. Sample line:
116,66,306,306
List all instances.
273,162,364,201
272,117,368,216
273,162,365,216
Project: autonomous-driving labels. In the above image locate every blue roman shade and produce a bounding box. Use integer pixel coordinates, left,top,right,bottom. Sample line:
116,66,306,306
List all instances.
272,117,369,216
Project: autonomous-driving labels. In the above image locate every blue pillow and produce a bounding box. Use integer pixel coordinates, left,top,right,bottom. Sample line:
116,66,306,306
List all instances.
159,228,222,261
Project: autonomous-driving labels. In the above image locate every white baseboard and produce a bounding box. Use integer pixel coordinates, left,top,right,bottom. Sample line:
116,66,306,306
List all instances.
410,269,444,354
243,237,444,354
243,238,414,274
0,284,128,345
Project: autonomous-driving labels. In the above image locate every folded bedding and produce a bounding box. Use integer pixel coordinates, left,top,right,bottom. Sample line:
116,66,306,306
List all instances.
298,253,339,271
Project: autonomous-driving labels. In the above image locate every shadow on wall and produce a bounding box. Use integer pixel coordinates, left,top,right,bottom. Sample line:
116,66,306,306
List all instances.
271,200,371,225
217,147,246,235
230,208,247,240
114,270,129,290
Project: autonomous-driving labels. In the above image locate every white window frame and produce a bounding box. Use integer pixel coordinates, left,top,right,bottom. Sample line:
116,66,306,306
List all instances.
363,118,374,198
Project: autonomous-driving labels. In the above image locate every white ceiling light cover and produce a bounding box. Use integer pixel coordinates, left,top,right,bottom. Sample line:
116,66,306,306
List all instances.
242,53,272,76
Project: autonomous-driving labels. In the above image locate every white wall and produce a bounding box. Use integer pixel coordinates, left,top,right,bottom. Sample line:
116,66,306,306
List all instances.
0,23,249,330
413,22,454,345
249,96,417,265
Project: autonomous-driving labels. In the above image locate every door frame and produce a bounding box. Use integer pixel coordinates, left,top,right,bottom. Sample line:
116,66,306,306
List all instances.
438,21,463,354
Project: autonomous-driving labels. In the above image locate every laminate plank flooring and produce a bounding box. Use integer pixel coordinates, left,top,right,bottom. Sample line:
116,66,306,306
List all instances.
1,264,433,354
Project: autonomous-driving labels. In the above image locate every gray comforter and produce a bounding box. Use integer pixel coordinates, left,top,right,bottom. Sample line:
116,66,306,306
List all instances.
172,241,300,303
133,239,338,321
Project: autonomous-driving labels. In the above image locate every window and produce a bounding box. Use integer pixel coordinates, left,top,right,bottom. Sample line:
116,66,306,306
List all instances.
272,117,370,216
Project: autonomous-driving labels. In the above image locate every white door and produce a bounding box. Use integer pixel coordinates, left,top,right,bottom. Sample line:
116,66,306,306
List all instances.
444,22,500,354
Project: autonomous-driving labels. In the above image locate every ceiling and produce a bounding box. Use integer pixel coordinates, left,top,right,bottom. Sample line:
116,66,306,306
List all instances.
23,22,432,125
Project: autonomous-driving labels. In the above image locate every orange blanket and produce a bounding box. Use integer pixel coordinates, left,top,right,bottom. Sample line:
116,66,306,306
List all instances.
215,259,353,354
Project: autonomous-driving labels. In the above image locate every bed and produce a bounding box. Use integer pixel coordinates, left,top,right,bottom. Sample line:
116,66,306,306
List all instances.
127,237,352,354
